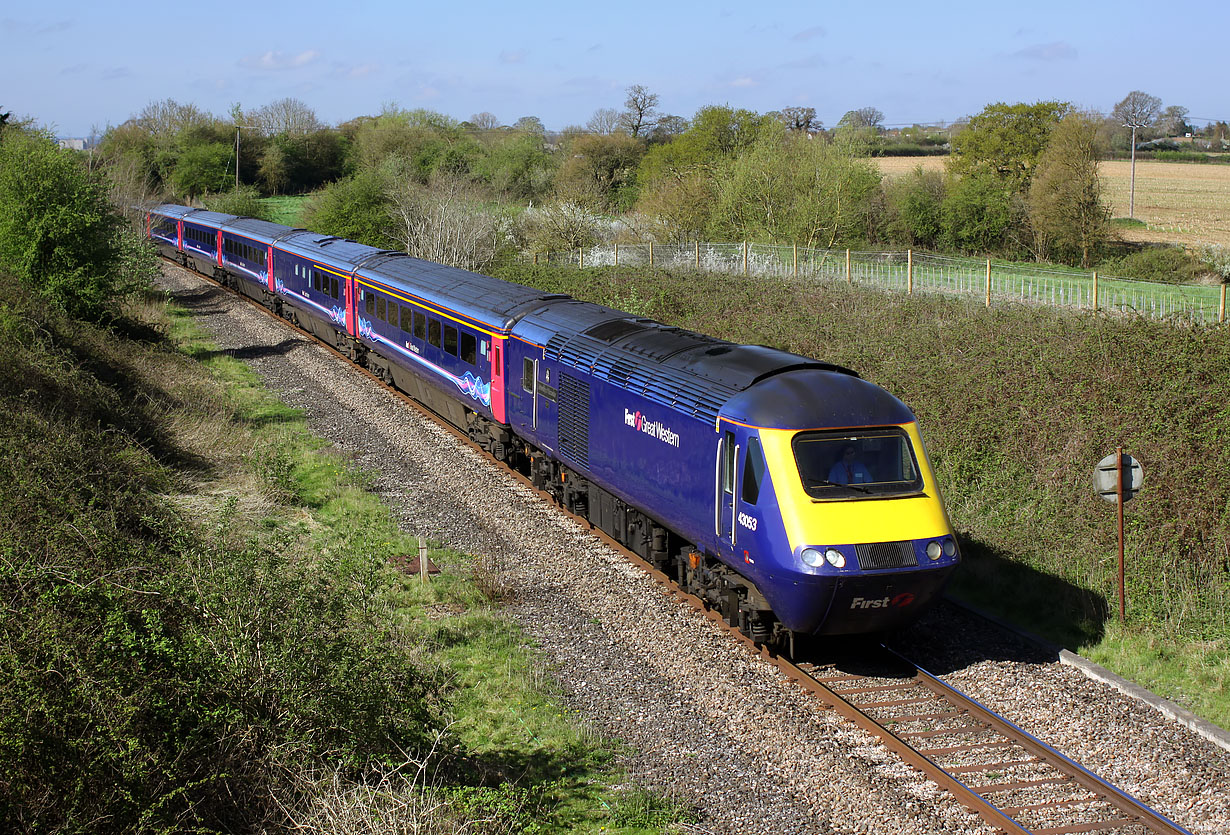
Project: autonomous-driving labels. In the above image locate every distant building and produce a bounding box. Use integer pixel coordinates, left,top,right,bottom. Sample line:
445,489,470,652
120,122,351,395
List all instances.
56,137,96,151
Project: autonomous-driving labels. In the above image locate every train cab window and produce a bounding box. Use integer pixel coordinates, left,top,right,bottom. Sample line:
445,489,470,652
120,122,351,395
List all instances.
522,358,534,391
364,290,374,316
427,318,441,348
742,438,766,505
444,324,458,356
460,332,477,365
792,428,923,499
413,311,425,340
376,296,386,321
722,430,736,495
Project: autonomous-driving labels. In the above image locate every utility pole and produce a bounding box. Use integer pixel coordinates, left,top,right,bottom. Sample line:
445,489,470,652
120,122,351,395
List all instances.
1124,119,1144,219
234,124,258,190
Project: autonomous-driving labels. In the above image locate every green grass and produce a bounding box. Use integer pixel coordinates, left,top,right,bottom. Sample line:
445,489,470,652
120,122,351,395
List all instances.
259,194,310,226
162,285,698,832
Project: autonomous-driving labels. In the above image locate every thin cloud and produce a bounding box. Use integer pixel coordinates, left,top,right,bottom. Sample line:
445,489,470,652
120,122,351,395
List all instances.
792,25,825,42
240,50,321,71
499,50,526,64
1013,41,1077,61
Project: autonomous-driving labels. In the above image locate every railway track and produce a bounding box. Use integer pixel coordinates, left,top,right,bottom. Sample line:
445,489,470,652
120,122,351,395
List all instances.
162,258,1197,835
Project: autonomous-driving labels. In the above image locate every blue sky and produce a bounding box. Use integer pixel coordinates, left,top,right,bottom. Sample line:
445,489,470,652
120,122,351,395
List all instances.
4,0,1226,137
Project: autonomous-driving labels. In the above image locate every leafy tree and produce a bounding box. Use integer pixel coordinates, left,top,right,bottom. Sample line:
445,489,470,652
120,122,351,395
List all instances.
618,84,660,138
648,114,689,144
0,128,155,319
780,106,819,133
947,101,1069,196
838,107,884,130
555,131,644,210
513,115,546,136
473,129,555,201
711,123,881,248
1028,112,1111,267
882,165,946,248
171,141,234,197
301,163,399,248
941,172,1015,254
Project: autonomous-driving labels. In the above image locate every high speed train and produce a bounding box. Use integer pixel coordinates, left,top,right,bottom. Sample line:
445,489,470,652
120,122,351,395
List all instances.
147,203,960,644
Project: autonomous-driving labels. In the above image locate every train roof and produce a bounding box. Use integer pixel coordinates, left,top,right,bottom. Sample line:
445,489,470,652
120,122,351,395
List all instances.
514,299,859,426
360,255,568,332
219,216,306,244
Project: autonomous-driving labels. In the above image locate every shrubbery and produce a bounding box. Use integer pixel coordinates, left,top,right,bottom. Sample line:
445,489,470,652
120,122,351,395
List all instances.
0,128,156,320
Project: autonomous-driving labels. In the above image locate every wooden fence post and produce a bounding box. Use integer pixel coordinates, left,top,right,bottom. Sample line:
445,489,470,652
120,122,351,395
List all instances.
743,241,748,276
907,249,914,295
985,260,991,307
579,248,583,269
614,242,618,267
695,240,700,270
846,249,851,284
1093,271,1099,310
1221,284,1226,324
649,241,654,268
793,243,797,277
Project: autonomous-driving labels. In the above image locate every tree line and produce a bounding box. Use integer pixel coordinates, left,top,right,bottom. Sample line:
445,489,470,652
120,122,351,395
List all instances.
70,86,1223,278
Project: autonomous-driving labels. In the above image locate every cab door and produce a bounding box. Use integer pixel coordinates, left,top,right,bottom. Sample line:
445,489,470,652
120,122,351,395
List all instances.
715,428,738,559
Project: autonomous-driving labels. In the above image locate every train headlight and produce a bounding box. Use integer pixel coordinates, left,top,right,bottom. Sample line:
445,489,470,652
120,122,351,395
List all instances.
926,541,943,561
824,548,846,568
801,548,824,567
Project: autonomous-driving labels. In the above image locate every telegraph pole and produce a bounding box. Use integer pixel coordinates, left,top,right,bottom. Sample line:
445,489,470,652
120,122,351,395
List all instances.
1124,120,1144,219
234,124,258,190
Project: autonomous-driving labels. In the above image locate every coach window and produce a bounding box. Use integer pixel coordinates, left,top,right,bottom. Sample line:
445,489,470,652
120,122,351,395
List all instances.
364,290,374,316
376,296,386,321
330,276,339,299
428,317,441,348
460,332,477,365
413,310,425,340
400,304,412,332
444,324,458,356
742,438,766,505
387,299,399,325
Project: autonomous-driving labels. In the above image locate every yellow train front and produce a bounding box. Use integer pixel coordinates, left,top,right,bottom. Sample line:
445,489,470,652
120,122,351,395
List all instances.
714,366,959,638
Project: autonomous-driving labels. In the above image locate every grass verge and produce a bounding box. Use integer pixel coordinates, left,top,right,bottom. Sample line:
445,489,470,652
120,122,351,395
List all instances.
0,270,695,834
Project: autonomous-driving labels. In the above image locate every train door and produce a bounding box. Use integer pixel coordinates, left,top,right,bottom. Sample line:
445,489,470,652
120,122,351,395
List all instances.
715,427,738,560
489,337,506,423
520,356,558,452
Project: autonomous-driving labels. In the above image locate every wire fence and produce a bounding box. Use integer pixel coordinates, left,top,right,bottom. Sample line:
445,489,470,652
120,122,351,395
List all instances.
529,242,1230,326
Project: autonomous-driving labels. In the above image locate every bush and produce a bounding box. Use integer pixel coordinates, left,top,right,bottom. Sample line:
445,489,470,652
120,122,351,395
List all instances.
0,128,156,320
301,165,399,249
1097,246,1212,284
203,184,274,220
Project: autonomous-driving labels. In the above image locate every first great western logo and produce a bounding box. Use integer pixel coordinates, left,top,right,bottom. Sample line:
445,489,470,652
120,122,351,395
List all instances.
624,408,681,448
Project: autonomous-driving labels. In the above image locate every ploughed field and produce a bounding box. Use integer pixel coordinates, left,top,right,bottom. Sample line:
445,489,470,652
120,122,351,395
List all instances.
875,156,1230,248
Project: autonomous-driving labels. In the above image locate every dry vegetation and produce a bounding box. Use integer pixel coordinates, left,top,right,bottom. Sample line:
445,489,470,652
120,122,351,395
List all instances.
876,157,1230,248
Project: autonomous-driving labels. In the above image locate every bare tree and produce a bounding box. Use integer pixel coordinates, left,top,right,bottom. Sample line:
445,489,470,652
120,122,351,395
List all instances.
586,108,621,135
469,112,502,131
250,97,322,136
385,174,502,270
781,106,819,133
1112,90,1162,218
1156,105,1190,137
618,84,660,138
134,98,214,139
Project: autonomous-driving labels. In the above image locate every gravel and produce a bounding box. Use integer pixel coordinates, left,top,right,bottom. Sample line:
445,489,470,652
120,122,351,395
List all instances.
158,264,1228,835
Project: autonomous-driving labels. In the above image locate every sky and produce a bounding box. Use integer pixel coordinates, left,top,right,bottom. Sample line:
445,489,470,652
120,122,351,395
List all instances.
4,0,1227,138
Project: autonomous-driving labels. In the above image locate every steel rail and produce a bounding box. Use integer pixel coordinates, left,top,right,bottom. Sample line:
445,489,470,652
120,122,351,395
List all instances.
160,258,1196,835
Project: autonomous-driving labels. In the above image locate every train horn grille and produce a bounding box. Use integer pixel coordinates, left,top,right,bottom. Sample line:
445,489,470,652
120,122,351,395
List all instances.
854,541,918,570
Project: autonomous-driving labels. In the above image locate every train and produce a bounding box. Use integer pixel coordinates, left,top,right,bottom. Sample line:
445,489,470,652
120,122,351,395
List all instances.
145,203,960,645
